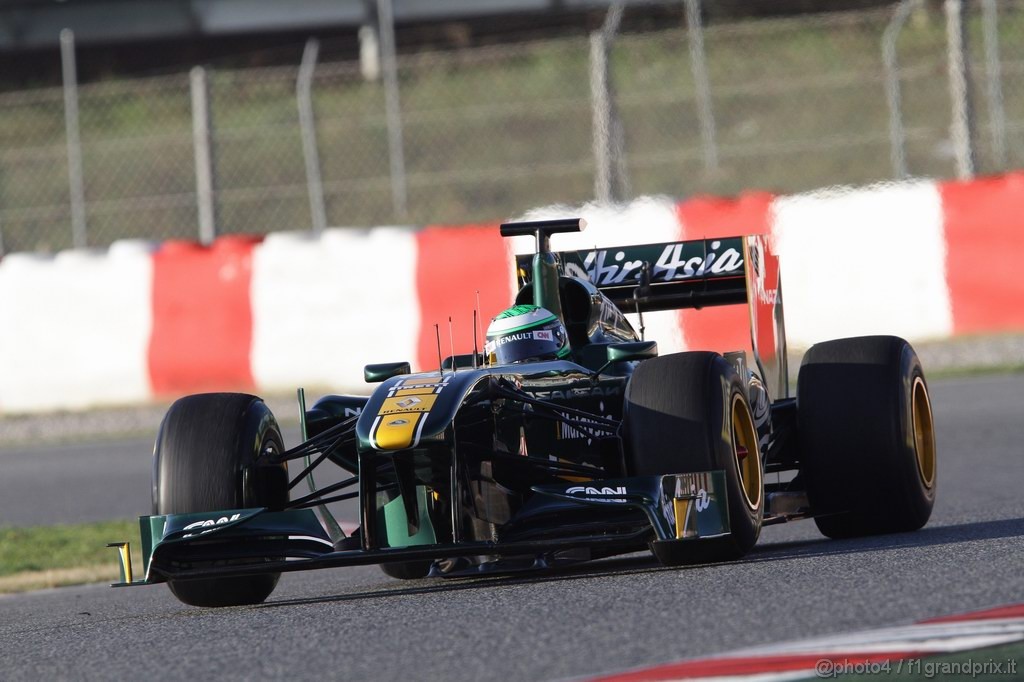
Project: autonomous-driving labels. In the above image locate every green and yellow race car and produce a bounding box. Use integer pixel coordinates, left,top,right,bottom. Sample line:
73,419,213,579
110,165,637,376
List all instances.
110,218,936,607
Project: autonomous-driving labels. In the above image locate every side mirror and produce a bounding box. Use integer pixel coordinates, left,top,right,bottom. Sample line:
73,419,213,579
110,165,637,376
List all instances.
364,362,411,383
593,341,658,379
606,341,658,364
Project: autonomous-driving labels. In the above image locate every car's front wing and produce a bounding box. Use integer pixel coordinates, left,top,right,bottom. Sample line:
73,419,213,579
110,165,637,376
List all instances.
109,470,729,587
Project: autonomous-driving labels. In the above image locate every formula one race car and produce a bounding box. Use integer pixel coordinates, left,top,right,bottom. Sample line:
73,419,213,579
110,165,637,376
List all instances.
109,219,937,607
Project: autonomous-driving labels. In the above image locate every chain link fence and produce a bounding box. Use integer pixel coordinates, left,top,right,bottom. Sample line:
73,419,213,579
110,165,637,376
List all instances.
3,1,1024,253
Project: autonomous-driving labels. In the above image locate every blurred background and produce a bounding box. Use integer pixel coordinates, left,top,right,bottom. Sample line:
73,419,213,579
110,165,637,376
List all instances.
0,0,1018,253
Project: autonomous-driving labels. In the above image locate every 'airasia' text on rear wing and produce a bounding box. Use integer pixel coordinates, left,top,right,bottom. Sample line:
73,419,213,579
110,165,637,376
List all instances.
516,237,753,313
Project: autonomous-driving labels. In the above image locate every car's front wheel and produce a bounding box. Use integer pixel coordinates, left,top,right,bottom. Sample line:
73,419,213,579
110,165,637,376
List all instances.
153,393,289,607
623,352,764,565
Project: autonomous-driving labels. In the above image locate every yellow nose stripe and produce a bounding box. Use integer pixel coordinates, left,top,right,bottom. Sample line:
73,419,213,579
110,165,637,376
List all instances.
373,413,425,450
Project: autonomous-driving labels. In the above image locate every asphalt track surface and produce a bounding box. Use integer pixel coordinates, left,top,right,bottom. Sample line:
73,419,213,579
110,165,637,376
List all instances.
2,373,1023,681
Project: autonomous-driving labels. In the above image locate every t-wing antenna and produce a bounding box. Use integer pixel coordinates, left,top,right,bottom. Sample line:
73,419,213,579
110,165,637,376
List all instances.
499,217,586,324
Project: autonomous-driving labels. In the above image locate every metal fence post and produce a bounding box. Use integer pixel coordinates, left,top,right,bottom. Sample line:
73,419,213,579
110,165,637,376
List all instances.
359,25,381,82
684,0,718,173
944,0,976,179
297,38,327,233
981,0,1007,170
377,0,408,221
590,20,612,202
589,1,628,204
882,0,921,180
190,66,217,244
60,29,87,249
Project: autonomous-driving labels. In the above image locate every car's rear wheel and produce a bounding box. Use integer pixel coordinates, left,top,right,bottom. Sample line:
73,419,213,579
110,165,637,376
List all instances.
798,335,936,538
623,352,763,565
153,393,289,607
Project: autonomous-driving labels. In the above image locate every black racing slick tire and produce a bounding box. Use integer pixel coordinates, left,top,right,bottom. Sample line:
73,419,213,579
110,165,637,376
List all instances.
153,393,289,607
623,352,764,565
798,336,937,539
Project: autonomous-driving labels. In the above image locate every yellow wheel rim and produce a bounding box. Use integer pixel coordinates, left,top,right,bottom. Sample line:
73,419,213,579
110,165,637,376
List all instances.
911,376,937,489
731,393,763,511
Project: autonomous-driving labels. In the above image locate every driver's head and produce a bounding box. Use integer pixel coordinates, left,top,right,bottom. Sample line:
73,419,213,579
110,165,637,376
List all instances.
485,304,569,364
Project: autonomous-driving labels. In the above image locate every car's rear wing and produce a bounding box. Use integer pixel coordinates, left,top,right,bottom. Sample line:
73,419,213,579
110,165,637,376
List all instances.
507,223,787,399
514,237,748,314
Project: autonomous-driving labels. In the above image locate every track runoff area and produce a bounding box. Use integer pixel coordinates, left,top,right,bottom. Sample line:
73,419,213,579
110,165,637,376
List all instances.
588,603,1024,681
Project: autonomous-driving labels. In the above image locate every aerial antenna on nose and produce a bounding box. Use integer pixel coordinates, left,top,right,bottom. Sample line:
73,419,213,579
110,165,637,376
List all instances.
448,317,455,372
474,290,482,368
435,323,443,376
472,312,479,369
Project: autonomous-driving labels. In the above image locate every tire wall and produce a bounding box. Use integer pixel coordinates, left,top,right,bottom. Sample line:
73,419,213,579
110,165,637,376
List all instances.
1,173,1021,413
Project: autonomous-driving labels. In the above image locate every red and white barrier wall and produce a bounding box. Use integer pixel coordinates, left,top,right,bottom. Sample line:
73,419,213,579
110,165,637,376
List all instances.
0,241,155,412
2,174,1023,413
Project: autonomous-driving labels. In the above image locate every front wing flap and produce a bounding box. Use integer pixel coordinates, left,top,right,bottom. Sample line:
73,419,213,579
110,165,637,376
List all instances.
530,470,729,542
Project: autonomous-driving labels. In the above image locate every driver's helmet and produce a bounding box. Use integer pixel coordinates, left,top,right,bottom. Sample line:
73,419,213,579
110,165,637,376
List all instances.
485,304,570,365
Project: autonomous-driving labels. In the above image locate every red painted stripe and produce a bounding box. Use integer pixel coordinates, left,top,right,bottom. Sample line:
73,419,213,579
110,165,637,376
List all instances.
593,651,925,682
921,603,1024,624
415,224,513,371
940,173,1024,334
148,235,261,395
675,192,775,353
